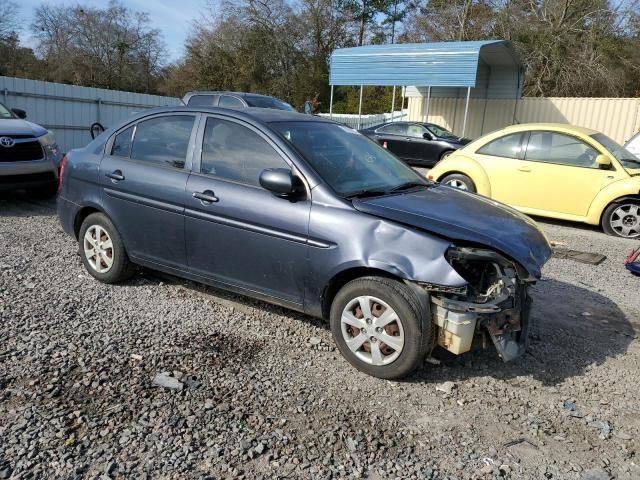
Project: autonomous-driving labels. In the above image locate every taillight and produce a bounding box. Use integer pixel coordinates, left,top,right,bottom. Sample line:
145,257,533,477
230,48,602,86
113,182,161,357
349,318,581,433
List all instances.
58,154,69,192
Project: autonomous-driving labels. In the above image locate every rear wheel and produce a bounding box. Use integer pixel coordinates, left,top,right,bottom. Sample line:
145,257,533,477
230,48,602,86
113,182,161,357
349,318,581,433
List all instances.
79,213,135,283
601,201,640,238
330,276,431,379
440,173,476,193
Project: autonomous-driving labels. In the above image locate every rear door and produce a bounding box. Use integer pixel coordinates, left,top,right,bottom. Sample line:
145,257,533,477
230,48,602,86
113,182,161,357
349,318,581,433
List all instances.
184,115,311,306
100,113,198,270
374,123,411,159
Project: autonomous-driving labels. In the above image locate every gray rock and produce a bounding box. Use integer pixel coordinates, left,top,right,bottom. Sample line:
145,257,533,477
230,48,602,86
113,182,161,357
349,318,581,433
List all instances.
152,373,183,391
582,467,611,480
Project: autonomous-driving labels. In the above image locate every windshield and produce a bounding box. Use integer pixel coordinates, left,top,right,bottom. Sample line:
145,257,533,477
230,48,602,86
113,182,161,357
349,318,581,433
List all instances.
592,133,640,169
0,103,14,119
427,124,457,139
271,121,426,196
245,96,296,112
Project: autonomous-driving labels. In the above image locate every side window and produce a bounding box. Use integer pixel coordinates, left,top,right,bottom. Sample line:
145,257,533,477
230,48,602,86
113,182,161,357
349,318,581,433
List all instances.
218,96,245,108
378,123,407,135
187,95,218,106
201,118,289,187
407,124,427,138
111,126,134,157
477,133,523,159
526,132,599,168
130,115,195,169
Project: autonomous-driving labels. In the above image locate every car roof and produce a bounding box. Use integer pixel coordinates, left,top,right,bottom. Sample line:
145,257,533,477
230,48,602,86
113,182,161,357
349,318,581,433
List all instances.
184,91,280,100
498,123,599,136
127,106,331,125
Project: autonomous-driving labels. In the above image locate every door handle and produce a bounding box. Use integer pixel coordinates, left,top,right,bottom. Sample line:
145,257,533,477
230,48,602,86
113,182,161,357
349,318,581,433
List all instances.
193,190,219,204
517,166,532,172
106,170,125,181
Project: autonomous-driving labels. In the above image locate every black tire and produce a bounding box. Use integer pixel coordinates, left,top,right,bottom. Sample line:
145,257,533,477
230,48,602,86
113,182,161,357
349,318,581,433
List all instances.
330,276,432,379
601,200,640,238
78,212,135,283
440,173,476,193
29,181,58,199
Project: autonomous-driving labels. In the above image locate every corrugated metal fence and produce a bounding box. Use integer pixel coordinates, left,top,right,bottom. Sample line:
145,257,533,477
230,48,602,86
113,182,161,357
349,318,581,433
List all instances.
317,110,407,129
0,76,180,152
408,96,640,144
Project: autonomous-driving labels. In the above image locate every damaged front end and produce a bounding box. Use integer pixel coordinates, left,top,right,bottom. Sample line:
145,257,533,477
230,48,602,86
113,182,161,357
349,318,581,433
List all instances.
422,247,533,362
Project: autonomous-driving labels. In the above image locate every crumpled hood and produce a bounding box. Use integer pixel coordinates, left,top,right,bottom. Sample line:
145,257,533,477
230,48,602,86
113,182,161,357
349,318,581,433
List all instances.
353,185,552,279
0,119,47,137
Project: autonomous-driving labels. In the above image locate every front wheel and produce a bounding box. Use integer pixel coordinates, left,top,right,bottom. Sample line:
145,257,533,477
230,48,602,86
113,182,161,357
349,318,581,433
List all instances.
330,277,432,379
440,173,476,193
601,201,640,238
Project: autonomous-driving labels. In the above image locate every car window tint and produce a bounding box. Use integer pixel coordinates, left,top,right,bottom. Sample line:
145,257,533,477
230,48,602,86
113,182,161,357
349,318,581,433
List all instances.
477,133,523,159
218,96,245,108
201,118,288,186
187,95,218,106
130,116,194,169
526,132,599,168
407,124,427,138
377,123,407,135
111,126,134,157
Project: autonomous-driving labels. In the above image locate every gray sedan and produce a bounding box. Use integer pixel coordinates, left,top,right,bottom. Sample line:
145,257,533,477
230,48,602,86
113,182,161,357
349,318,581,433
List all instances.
57,107,551,379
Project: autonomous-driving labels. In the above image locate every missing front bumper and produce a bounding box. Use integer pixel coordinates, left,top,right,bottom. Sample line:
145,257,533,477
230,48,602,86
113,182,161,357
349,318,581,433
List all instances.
430,285,532,361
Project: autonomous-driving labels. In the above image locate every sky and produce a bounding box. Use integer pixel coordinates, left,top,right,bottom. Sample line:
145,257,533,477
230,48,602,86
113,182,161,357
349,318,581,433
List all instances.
17,0,208,62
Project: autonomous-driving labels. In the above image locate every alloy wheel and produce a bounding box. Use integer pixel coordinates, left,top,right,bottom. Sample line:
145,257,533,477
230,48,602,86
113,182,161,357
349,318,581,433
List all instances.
83,225,114,273
446,179,468,191
340,296,405,366
609,204,640,238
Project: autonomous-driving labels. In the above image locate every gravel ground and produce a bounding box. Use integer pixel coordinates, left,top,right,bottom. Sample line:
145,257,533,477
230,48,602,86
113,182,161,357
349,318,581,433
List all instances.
1,194,639,480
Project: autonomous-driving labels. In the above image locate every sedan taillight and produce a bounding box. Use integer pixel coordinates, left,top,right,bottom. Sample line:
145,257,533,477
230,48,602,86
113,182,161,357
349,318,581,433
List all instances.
58,154,69,192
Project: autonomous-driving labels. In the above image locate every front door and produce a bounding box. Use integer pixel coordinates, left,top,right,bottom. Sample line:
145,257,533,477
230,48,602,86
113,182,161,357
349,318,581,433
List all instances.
404,124,440,164
515,131,615,216
185,116,311,306
100,114,197,270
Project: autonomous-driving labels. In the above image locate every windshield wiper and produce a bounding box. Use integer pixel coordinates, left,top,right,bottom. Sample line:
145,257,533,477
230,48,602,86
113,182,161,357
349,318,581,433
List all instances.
622,158,640,166
386,181,429,193
343,189,388,199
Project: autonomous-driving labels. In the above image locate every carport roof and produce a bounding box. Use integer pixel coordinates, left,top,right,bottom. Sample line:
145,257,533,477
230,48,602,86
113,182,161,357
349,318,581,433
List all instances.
329,40,521,88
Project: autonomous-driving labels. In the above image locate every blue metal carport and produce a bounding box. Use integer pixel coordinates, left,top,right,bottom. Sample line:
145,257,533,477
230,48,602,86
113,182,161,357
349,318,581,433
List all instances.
328,40,524,134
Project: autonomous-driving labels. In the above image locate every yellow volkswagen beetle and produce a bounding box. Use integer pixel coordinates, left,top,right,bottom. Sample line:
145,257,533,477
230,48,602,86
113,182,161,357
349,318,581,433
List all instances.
428,123,640,238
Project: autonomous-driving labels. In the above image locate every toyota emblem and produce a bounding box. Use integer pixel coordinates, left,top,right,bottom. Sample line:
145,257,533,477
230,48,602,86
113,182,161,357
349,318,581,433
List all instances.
0,136,15,148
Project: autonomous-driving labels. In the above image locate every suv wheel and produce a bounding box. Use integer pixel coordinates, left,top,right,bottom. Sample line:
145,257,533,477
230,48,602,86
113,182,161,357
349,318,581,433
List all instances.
79,213,135,283
330,276,431,379
602,201,640,238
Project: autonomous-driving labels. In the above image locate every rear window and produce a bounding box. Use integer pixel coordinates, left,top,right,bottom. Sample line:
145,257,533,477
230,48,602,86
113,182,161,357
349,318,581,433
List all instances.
477,133,523,159
130,115,195,168
187,95,218,106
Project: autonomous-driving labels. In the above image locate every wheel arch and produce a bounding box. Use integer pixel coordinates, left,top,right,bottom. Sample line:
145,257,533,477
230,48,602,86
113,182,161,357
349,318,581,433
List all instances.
321,267,404,320
431,156,491,196
73,205,105,240
597,194,640,226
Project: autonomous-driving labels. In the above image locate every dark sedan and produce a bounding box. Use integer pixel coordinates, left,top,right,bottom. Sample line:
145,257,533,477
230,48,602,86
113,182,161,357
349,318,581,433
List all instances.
57,107,551,379
360,121,470,166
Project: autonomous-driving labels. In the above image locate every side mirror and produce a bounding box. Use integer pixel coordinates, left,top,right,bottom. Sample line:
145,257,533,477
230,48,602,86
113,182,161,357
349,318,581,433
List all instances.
11,108,26,119
595,154,612,168
422,132,433,140
259,168,303,198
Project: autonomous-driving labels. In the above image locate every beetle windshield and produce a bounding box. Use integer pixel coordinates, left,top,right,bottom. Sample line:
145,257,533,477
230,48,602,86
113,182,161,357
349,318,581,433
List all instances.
271,121,427,197
592,133,640,169
0,103,14,119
